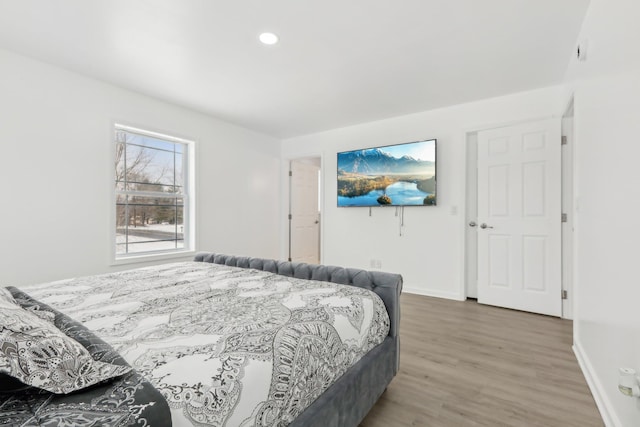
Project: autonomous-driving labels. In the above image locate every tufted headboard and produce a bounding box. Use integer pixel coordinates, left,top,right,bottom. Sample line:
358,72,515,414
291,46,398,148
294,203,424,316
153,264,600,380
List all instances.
193,252,402,342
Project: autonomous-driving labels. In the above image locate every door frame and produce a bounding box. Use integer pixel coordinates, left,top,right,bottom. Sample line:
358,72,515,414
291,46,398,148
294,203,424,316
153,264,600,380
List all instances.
561,96,575,319
464,132,479,299
462,114,573,318
282,154,324,264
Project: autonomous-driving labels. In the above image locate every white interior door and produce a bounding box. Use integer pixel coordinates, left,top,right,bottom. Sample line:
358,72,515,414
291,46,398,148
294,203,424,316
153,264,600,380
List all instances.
290,159,320,264
477,119,561,316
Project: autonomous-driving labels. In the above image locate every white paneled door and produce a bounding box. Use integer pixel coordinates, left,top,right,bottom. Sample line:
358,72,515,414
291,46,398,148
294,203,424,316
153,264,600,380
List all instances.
476,119,562,316
290,160,320,264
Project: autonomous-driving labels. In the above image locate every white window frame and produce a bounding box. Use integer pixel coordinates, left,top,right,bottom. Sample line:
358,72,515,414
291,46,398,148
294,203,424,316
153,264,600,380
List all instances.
111,123,196,264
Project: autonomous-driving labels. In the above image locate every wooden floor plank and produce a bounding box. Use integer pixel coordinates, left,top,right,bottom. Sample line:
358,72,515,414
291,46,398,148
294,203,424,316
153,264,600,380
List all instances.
359,294,603,427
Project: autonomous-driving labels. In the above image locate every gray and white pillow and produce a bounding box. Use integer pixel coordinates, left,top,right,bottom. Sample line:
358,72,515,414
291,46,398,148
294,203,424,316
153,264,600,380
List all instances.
0,290,131,394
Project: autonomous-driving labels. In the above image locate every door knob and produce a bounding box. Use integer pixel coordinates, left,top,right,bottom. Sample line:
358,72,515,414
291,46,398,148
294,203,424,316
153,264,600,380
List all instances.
480,223,494,229
468,221,477,227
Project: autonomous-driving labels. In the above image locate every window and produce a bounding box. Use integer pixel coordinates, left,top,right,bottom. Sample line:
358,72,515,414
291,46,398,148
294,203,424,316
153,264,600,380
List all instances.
114,125,193,258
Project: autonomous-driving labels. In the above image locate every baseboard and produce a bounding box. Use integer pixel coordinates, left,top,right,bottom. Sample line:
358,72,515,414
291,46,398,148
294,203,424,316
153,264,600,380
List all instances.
402,286,465,301
573,340,620,427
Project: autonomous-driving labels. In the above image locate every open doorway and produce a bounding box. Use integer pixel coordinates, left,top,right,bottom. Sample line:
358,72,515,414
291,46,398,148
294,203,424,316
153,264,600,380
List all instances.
289,157,321,264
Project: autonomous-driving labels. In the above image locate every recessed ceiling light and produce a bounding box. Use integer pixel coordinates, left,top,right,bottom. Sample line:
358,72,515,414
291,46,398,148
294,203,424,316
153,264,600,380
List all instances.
259,32,279,45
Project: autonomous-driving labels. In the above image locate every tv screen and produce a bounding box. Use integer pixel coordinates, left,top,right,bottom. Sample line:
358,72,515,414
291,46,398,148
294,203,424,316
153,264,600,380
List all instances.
337,139,436,207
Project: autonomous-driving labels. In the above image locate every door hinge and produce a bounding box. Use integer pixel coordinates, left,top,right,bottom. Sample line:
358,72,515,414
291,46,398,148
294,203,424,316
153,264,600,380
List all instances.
561,290,568,300
561,213,568,223
288,214,292,220
561,136,568,145
289,170,292,177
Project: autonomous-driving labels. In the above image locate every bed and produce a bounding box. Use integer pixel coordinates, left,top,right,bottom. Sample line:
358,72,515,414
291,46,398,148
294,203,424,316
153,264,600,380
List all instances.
0,287,172,426
0,252,402,426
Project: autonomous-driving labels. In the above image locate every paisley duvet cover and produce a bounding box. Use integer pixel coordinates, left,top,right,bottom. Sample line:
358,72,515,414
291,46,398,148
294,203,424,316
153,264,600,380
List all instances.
22,261,390,427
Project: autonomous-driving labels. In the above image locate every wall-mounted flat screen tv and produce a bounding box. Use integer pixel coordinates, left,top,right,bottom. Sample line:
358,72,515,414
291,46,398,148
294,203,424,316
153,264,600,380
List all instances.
337,139,436,207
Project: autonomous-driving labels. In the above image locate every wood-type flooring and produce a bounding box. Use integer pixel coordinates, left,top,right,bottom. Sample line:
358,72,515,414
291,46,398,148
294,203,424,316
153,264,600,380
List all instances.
359,294,603,427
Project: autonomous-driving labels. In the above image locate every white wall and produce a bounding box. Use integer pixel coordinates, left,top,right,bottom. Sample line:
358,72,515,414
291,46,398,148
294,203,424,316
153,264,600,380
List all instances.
282,86,565,298
564,0,640,425
0,48,281,286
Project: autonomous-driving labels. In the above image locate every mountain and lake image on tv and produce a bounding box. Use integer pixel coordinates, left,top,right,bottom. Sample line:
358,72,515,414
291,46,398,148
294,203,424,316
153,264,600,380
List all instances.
337,139,436,207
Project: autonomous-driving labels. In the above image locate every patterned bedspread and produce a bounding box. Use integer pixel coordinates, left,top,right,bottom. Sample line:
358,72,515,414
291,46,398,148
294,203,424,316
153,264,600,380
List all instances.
23,261,390,427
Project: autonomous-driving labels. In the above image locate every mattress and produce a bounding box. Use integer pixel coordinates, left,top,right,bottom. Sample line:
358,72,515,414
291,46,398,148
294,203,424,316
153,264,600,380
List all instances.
23,261,390,426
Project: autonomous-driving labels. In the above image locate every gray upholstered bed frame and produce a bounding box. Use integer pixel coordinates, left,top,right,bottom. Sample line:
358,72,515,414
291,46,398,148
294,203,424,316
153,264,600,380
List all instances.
193,252,402,427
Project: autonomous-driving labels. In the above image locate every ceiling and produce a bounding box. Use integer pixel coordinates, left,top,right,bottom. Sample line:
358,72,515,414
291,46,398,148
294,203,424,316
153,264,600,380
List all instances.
0,0,590,138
